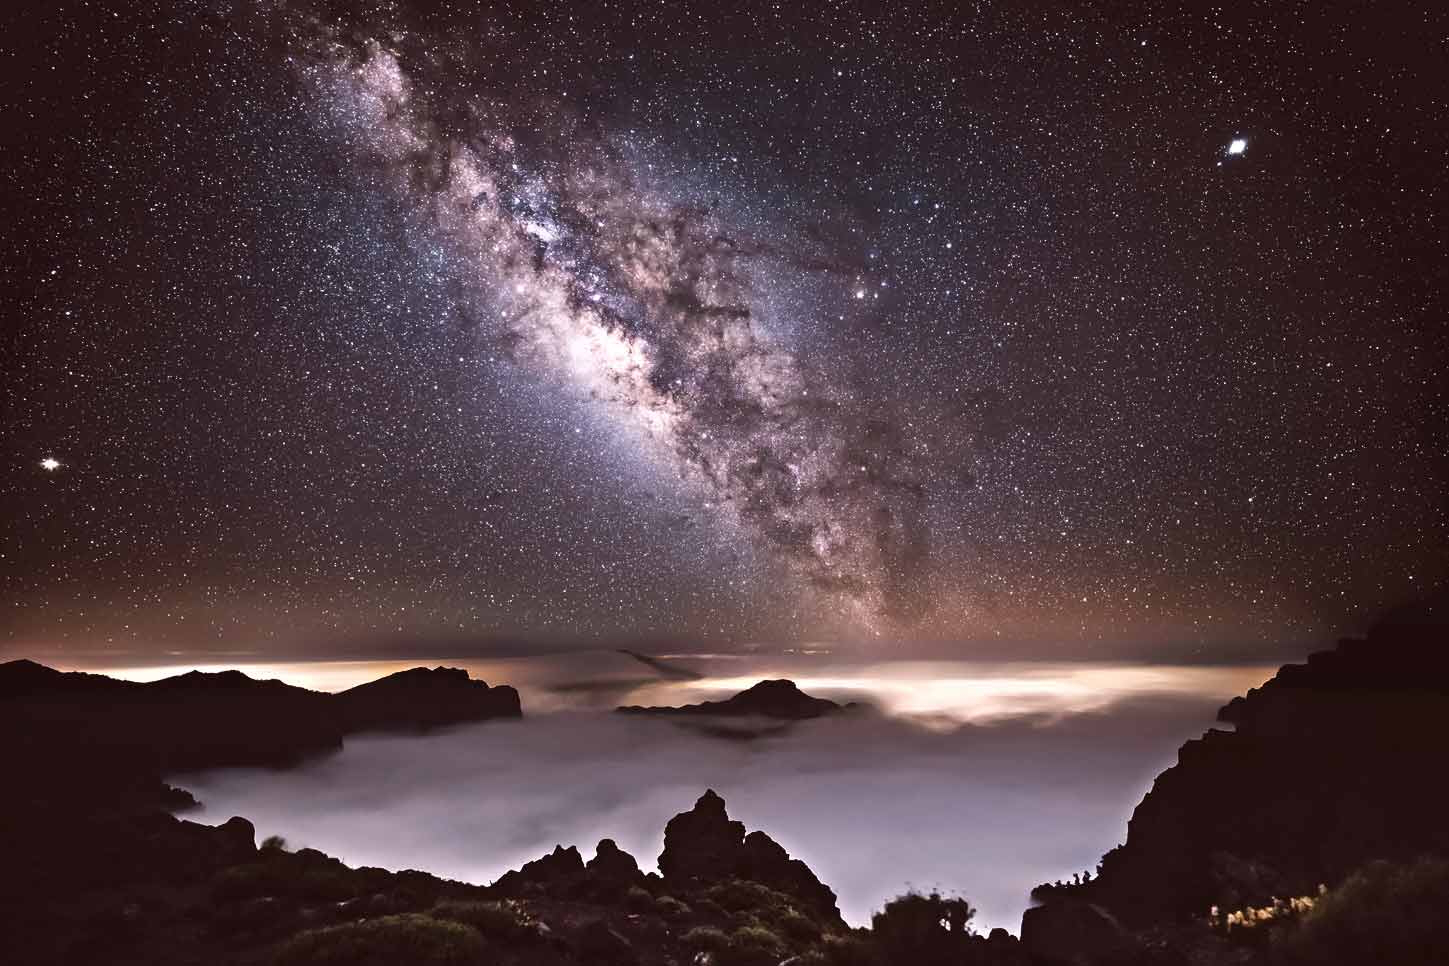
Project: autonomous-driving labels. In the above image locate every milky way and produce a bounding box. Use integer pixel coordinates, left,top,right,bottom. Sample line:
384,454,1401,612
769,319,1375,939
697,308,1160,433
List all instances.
307,36,949,632
4,1,1445,656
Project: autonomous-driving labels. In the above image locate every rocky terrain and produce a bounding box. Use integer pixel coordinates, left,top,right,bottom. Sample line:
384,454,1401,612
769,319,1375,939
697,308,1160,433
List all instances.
4,597,1448,965
1026,594,1449,958
0,659,520,952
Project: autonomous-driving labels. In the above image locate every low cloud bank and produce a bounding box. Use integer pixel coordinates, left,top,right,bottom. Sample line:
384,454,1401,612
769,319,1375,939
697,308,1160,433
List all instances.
178,690,1227,932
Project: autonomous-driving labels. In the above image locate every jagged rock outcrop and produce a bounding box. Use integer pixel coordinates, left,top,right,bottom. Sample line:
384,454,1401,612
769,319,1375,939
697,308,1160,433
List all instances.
658,789,746,881
587,838,644,885
494,844,587,896
1038,593,1449,926
658,789,844,925
618,679,845,719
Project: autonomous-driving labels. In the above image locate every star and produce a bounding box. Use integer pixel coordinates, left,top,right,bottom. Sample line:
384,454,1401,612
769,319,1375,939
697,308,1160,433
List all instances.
1227,138,1247,155
40,457,61,471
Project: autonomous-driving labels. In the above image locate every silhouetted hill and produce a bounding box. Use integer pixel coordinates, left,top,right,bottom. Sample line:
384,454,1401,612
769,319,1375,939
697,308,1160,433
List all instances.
336,666,522,733
0,659,521,840
1033,594,1449,928
0,657,530,961
617,678,845,719
8,596,1449,965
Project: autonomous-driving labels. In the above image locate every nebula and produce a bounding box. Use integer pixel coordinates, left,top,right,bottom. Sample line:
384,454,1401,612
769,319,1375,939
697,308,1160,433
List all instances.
304,37,943,632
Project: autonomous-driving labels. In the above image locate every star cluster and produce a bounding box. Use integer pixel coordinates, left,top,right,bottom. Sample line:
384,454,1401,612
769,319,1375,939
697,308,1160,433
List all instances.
3,0,1445,657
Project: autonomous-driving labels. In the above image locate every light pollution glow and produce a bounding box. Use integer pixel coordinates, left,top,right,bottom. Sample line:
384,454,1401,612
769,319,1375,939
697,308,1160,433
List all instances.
85,656,1275,726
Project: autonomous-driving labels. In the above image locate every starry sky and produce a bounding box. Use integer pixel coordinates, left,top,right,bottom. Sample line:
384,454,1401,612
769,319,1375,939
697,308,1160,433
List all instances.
4,0,1446,660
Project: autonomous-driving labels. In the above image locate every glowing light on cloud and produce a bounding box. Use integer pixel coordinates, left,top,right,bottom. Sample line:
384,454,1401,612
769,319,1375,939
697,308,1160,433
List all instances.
683,661,1277,726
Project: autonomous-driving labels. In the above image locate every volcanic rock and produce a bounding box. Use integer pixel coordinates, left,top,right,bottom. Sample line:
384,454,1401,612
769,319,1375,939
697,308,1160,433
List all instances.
587,838,644,885
1021,899,1137,964
494,844,587,896
658,789,843,925
618,679,844,719
1047,592,1449,925
334,666,522,733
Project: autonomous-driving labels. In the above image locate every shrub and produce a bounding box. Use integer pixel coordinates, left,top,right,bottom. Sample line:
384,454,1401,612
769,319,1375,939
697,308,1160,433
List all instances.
869,891,976,966
213,857,361,902
790,952,831,966
260,835,289,852
656,895,690,918
820,931,883,966
693,896,730,920
624,885,657,912
717,924,787,966
705,879,784,913
779,907,822,943
682,925,730,952
208,895,300,939
1274,857,1449,966
275,914,486,965
430,899,536,942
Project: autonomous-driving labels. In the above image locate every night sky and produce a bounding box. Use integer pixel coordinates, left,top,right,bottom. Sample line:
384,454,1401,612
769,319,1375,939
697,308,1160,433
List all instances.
4,1,1446,659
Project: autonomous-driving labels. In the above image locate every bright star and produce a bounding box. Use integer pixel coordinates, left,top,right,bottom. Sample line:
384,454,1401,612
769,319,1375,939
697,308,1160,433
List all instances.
40,457,61,471
1227,138,1247,155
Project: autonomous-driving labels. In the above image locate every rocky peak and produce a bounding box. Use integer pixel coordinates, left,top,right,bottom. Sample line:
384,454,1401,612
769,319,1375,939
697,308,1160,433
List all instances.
658,789,747,883
586,838,643,884
334,666,522,732
618,679,844,719
658,789,843,925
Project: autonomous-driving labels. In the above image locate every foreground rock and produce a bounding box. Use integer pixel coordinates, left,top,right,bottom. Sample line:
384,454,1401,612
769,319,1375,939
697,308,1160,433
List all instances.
0,659,519,780
0,658,522,925
659,788,845,925
0,784,858,966
1033,593,1449,927
618,678,846,719
1020,899,1137,964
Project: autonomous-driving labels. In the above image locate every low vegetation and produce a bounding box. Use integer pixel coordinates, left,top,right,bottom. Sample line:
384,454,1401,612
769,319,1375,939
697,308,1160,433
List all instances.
276,914,486,966
429,898,538,943
1273,856,1449,965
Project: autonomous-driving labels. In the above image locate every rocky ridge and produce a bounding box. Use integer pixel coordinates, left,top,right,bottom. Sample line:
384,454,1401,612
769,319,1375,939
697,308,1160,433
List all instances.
1030,594,1449,935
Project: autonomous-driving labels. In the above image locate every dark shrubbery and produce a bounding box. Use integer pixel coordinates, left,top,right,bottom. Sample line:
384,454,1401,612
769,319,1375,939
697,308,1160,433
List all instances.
818,930,884,966
870,890,977,966
430,899,538,943
704,878,788,913
1274,856,1449,966
624,885,657,912
779,906,823,942
716,924,787,966
275,914,486,965
213,857,362,902
682,924,730,952
655,894,690,918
